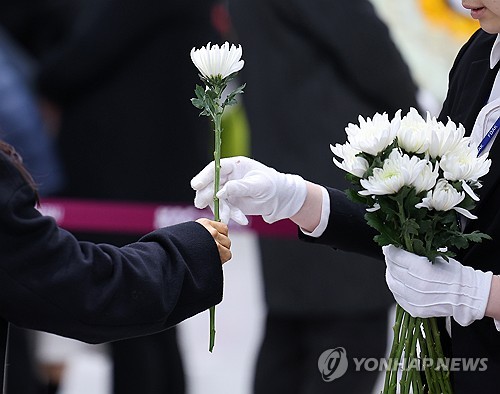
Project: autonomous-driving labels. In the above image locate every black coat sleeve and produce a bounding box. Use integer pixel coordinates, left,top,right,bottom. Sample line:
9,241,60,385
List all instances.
299,187,382,260
0,154,223,344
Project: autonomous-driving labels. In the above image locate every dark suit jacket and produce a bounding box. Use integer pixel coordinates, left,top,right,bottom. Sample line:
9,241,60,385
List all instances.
437,28,500,394
0,150,223,391
230,0,418,315
302,29,500,393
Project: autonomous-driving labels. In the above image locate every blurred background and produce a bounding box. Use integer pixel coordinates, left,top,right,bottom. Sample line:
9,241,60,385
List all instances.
0,0,479,393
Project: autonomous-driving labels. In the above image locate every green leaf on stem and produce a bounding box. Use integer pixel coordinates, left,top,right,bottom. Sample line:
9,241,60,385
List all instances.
378,196,399,216
365,212,401,246
345,188,369,205
224,83,246,107
191,98,205,110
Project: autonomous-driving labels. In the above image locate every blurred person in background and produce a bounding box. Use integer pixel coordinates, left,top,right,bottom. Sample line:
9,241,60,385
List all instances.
24,0,220,393
0,16,69,392
228,0,421,392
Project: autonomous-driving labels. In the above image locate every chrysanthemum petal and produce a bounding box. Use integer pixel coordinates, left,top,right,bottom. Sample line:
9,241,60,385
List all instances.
453,206,478,220
191,41,244,79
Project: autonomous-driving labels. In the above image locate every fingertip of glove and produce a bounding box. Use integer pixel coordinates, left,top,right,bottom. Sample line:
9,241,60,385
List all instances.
193,198,207,209
232,212,249,226
190,177,202,190
382,244,396,256
216,187,226,199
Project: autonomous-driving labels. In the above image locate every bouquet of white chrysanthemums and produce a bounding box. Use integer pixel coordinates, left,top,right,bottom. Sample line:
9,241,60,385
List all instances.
331,108,491,394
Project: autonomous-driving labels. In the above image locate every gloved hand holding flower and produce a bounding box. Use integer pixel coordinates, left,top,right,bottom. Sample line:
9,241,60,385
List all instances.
383,245,494,327
191,156,307,225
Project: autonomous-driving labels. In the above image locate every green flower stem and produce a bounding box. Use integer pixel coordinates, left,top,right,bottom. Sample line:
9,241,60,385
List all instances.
409,318,423,392
396,311,410,359
396,201,417,393
383,305,405,394
209,306,216,352
421,315,452,393
426,318,452,394
396,199,413,253
209,110,223,353
417,324,439,394
430,317,452,391
213,114,222,222
422,319,442,393
423,319,445,393
389,200,453,393
192,74,244,353
423,321,450,394
400,315,417,393
392,311,410,391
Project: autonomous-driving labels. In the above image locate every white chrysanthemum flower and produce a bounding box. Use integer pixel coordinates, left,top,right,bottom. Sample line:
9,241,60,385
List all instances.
440,138,491,182
397,107,432,154
359,149,426,195
411,160,439,194
427,117,466,159
345,111,400,156
330,143,369,178
190,42,244,80
415,179,477,219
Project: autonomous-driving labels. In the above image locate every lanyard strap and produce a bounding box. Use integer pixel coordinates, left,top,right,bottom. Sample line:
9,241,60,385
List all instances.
477,116,500,156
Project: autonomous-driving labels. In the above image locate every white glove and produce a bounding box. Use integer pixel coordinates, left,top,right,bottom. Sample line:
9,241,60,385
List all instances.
383,245,493,327
191,156,307,225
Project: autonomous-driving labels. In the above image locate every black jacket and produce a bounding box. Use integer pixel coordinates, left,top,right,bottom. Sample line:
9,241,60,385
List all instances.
0,150,223,391
436,28,500,394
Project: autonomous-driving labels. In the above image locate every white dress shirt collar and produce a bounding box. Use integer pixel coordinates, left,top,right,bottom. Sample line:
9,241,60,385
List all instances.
490,34,500,69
